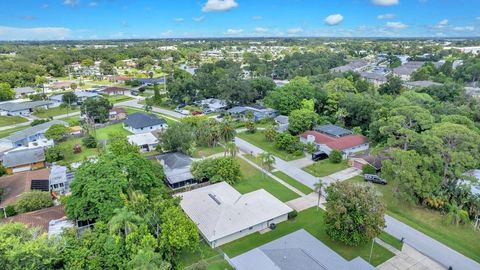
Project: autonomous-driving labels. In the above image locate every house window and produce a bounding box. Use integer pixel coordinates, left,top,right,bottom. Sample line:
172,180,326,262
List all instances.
249,226,253,230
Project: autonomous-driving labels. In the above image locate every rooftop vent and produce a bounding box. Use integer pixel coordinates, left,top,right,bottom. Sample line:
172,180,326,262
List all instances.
208,193,221,205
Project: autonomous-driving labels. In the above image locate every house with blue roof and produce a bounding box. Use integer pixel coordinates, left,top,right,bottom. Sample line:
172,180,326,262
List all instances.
123,112,168,134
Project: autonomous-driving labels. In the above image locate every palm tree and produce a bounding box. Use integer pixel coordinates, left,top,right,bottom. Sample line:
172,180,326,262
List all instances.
314,179,325,210
108,207,143,237
225,141,238,157
259,152,275,177
445,202,470,226
220,116,236,143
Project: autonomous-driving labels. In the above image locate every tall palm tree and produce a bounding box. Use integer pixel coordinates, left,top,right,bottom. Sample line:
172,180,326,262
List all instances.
225,141,238,157
445,202,470,226
220,116,236,143
108,207,143,237
314,179,325,210
259,152,275,177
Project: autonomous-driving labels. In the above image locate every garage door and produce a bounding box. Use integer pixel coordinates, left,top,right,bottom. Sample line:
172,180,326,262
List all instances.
13,165,31,173
352,160,364,170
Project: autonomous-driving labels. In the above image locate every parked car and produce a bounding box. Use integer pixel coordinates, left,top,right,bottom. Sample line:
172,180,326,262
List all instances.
312,151,328,161
364,174,387,185
191,111,203,116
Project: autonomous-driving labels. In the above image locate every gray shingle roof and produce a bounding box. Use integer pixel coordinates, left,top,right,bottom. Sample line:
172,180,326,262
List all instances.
231,229,375,270
2,147,45,167
156,152,193,184
124,113,167,129
2,120,67,143
0,101,52,112
14,87,36,95
314,124,352,138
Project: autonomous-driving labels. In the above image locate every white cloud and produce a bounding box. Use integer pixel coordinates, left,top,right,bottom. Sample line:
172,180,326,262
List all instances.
377,13,396,19
193,16,205,22
386,21,408,29
252,16,263,20
226,28,243,35
254,27,268,33
202,0,238,12
88,2,98,7
324,14,344,26
453,26,475,32
175,18,184,23
372,0,399,6
287,27,304,34
63,0,79,7
0,26,71,40
435,19,448,28
161,30,173,36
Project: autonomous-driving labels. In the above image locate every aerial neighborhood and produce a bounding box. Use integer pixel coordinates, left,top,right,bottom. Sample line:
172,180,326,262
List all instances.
0,1,480,270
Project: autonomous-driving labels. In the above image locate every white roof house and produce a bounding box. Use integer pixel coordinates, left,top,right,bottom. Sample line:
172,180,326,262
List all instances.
178,182,292,247
127,132,159,152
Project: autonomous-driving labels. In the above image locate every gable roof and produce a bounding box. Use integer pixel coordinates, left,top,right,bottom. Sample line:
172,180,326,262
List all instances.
101,86,129,93
2,147,45,167
231,229,375,270
300,131,368,151
127,132,159,146
1,120,67,143
178,182,292,242
124,112,167,129
0,101,52,112
0,205,66,233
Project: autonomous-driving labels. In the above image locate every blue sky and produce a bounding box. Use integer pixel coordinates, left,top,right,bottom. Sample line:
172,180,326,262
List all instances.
0,0,479,40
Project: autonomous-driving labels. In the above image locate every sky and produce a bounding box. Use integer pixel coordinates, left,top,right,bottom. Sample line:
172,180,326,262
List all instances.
0,0,479,40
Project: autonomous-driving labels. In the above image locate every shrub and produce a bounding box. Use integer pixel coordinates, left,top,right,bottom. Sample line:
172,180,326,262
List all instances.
0,165,6,177
288,210,298,220
82,135,98,148
191,157,240,184
304,142,316,154
245,120,256,133
275,133,303,154
45,124,70,142
15,191,53,214
264,125,277,142
46,146,65,163
31,119,49,126
329,150,343,163
362,164,376,175
4,205,16,217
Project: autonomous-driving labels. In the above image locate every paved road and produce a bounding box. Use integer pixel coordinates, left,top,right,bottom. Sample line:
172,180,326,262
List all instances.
235,136,480,270
384,216,480,270
117,99,186,119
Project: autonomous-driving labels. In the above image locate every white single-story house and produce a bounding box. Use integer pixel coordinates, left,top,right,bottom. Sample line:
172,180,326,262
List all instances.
0,120,67,149
178,182,292,248
197,98,227,113
0,101,52,116
300,125,369,159
123,112,168,134
127,132,159,152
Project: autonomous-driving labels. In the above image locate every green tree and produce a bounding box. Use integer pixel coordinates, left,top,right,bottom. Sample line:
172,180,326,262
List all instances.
329,150,343,163
245,120,256,133
259,152,275,176
225,141,238,157
45,146,65,162
445,202,470,226
109,207,143,237
325,181,386,246
219,116,236,143
0,83,15,101
264,77,315,115
264,125,277,142
81,97,112,123
62,91,78,105
313,179,325,209
379,75,403,95
191,157,240,184
274,132,302,154
324,77,356,93
81,58,95,67
160,122,195,155
128,249,171,270
288,109,319,135
82,134,97,148
15,191,53,213
45,124,70,142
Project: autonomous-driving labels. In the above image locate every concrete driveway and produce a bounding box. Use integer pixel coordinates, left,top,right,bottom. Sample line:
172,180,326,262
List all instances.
378,244,445,270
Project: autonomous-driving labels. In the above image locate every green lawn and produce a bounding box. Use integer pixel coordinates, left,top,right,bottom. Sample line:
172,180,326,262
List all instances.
33,106,80,118
220,207,395,266
272,171,313,194
233,157,300,202
177,240,233,270
57,137,99,165
192,145,224,158
303,159,349,177
0,125,30,138
0,116,28,127
105,95,133,103
378,232,403,251
94,123,132,140
237,131,304,161
346,176,480,262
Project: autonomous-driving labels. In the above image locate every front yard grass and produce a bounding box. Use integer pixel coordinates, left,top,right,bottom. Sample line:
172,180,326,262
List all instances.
192,145,224,158
237,131,304,161
178,240,233,270
220,207,395,266
0,116,28,127
346,176,480,263
233,157,300,202
105,95,133,103
33,106,80,118
272,170,313,194
303,159,349,177
378,232,403,251
94,123,132,140
0,125,30,138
